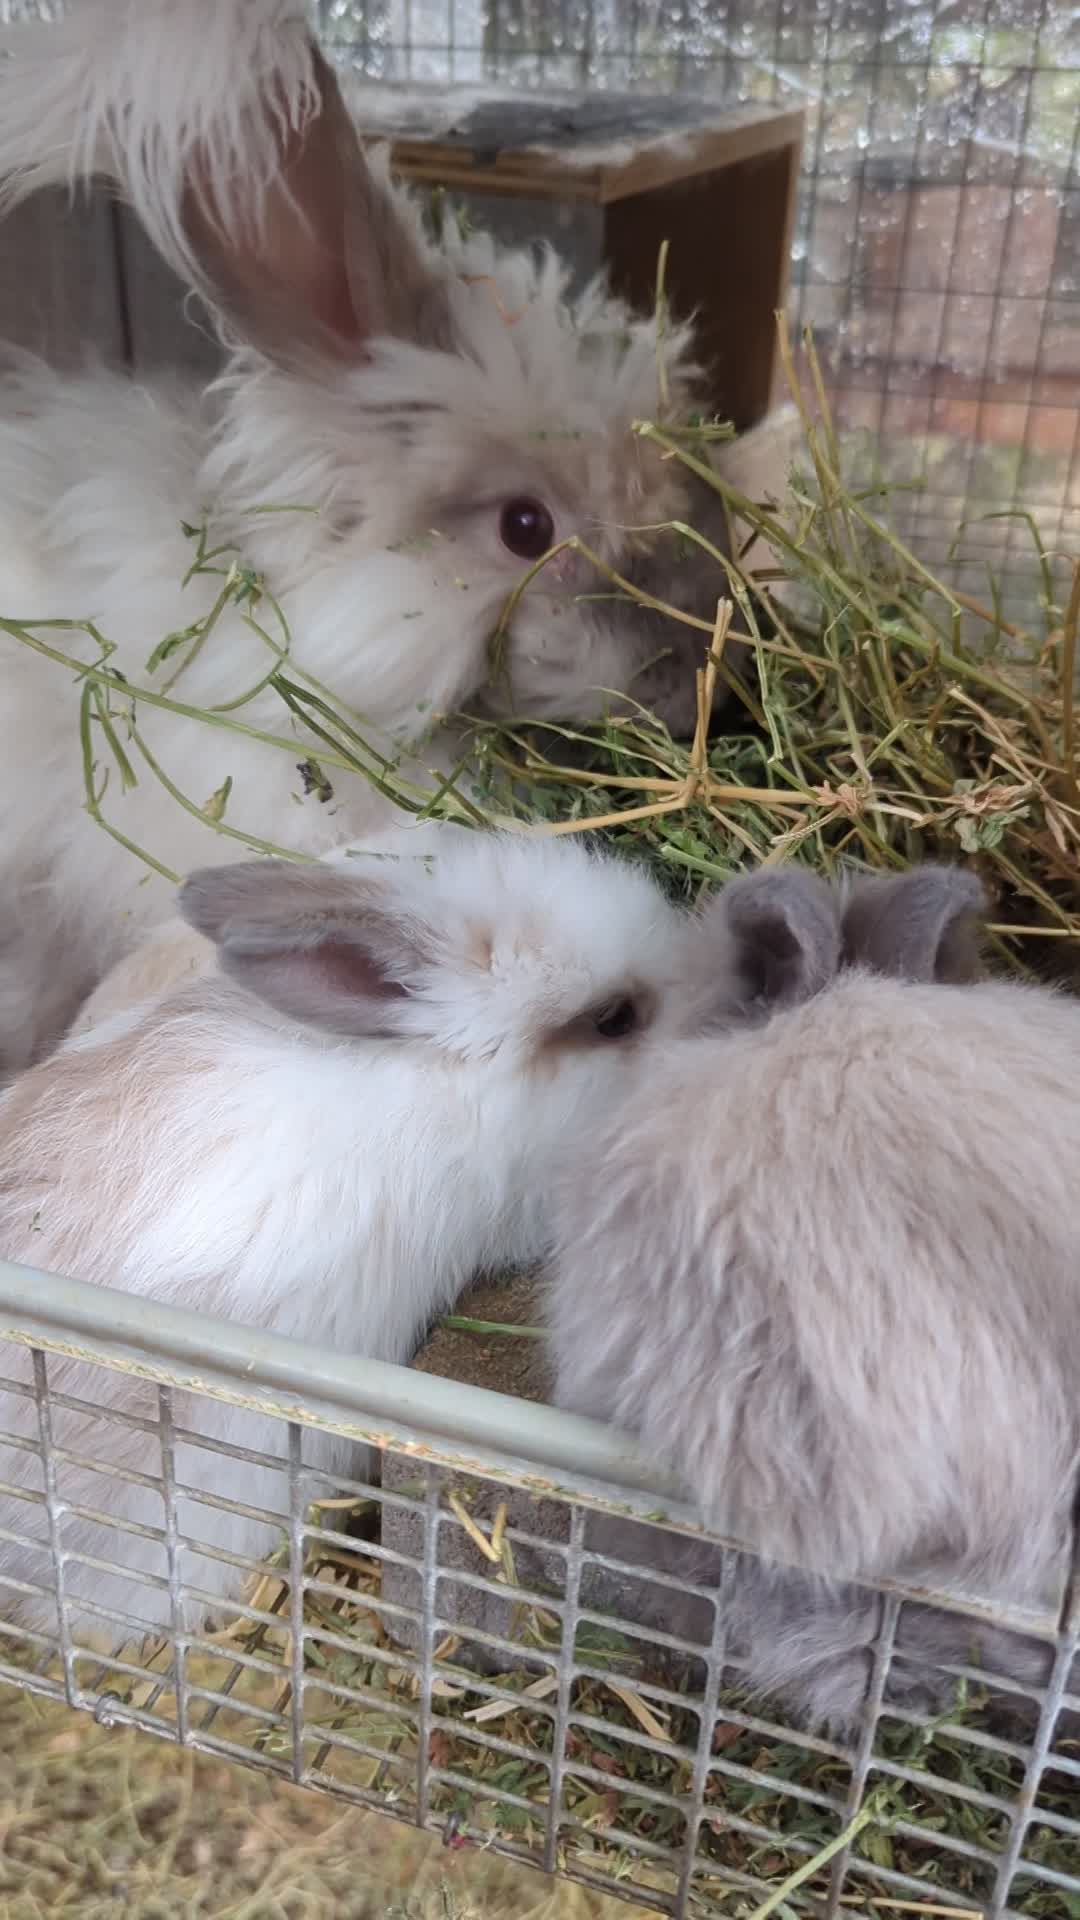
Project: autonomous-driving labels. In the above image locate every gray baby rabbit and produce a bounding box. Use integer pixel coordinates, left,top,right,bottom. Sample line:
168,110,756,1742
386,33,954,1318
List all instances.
546,863,1080,1734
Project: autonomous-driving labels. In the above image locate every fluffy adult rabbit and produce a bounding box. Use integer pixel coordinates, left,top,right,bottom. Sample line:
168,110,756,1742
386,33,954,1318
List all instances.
0,820,691,1643
546,864,1080,1733
0,0,774,1074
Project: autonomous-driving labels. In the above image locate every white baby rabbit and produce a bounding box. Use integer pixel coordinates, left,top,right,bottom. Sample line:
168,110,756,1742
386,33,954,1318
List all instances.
546,864,1080,1733
0,0,774,1075
0,820,690,1644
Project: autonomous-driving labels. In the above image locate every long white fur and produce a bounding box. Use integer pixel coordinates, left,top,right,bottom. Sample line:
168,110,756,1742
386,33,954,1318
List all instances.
0,0,772,1073
0,0,319,289
0,820,690,1641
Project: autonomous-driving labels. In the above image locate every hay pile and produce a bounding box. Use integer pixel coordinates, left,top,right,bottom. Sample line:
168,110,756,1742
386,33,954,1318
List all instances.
3,327,1078,979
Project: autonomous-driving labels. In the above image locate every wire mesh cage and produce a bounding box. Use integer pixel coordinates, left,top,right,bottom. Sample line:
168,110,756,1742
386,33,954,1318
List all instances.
0,14,1077,1909
2,0,1076,620
317,0,1080,624
1,1261,1077,1919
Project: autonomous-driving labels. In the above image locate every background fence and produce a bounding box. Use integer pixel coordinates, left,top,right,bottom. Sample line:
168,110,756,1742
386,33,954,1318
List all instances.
318,0,1080,622
1,0,1076,617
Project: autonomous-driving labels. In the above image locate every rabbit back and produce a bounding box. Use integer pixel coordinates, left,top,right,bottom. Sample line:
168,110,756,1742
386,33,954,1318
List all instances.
549,973,1080,1603
0,990,443,1641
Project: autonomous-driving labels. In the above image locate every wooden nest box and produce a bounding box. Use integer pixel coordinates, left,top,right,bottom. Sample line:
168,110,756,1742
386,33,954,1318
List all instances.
1,82,802,437
348,83,805,433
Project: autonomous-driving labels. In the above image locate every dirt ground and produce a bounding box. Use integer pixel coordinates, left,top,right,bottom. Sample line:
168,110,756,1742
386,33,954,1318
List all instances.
410,1277,550,1404
0,1680,627,1919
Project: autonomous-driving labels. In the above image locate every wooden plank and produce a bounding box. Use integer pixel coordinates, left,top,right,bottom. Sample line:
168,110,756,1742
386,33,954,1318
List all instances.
604,139,802,430
592,108,804,207
114,205,223,378
0,187,127,367
767,133,802,412
344,80,804,204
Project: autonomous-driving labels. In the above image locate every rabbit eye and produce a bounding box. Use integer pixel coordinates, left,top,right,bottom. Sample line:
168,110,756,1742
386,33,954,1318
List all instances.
592,998,638,1040
499,497,555,561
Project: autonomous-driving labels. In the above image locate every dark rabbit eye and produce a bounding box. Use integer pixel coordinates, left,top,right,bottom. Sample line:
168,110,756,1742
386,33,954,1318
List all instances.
592,998,638,1040
499,497,555,560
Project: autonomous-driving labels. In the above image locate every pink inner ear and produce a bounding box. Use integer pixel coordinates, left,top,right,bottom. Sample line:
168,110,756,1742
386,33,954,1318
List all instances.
262,69,369,349
227,930,413,1037
301,937,410,1005
181,47,372,359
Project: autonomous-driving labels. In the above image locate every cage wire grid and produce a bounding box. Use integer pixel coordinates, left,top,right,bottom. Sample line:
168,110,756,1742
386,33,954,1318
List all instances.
0,0,1075,613
0,1264,1077,1920
0,11,1075,1908
318,0,1080,622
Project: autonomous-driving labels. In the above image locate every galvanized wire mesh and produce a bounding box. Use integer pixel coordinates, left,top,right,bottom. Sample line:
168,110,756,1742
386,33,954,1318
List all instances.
1,1267,1077,1919
2,0,1074,615
319,0,1080,622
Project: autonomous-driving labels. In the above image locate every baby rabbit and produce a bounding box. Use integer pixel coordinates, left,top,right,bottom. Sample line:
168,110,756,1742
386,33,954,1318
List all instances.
546,864,1080,1733
0,0,772,1075
0,821,691,1644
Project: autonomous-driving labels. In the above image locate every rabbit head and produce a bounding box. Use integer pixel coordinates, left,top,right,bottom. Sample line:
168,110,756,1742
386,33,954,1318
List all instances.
177,821,692,1151
676,858,989,1031
0,820,699,1643
0,0,737,740
546,856,991,1440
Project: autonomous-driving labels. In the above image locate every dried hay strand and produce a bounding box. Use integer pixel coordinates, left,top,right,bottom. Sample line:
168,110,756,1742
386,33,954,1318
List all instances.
0,319,1077,981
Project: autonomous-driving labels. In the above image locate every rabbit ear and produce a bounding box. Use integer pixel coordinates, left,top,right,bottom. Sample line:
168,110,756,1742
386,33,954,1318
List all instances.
708,867,843,1011
179,859,432,1039
180,42,451,366
840,866,988,983
0,4,450,367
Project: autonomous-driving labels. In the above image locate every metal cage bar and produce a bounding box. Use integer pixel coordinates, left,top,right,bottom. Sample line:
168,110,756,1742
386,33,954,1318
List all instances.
1,1259,1078,1918
316,0,1079,622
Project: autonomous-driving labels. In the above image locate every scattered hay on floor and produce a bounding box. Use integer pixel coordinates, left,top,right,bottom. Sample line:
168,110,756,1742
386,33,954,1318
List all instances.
5,1501,1074,1919
0,1643,618,1919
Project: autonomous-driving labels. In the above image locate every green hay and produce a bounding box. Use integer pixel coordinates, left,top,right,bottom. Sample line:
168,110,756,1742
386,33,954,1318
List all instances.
2,323,1077,980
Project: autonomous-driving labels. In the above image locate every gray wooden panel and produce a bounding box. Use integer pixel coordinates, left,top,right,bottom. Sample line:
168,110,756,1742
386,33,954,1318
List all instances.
460,191,603,301
117,190,600,368
0,187,126,367
114,207,223,379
